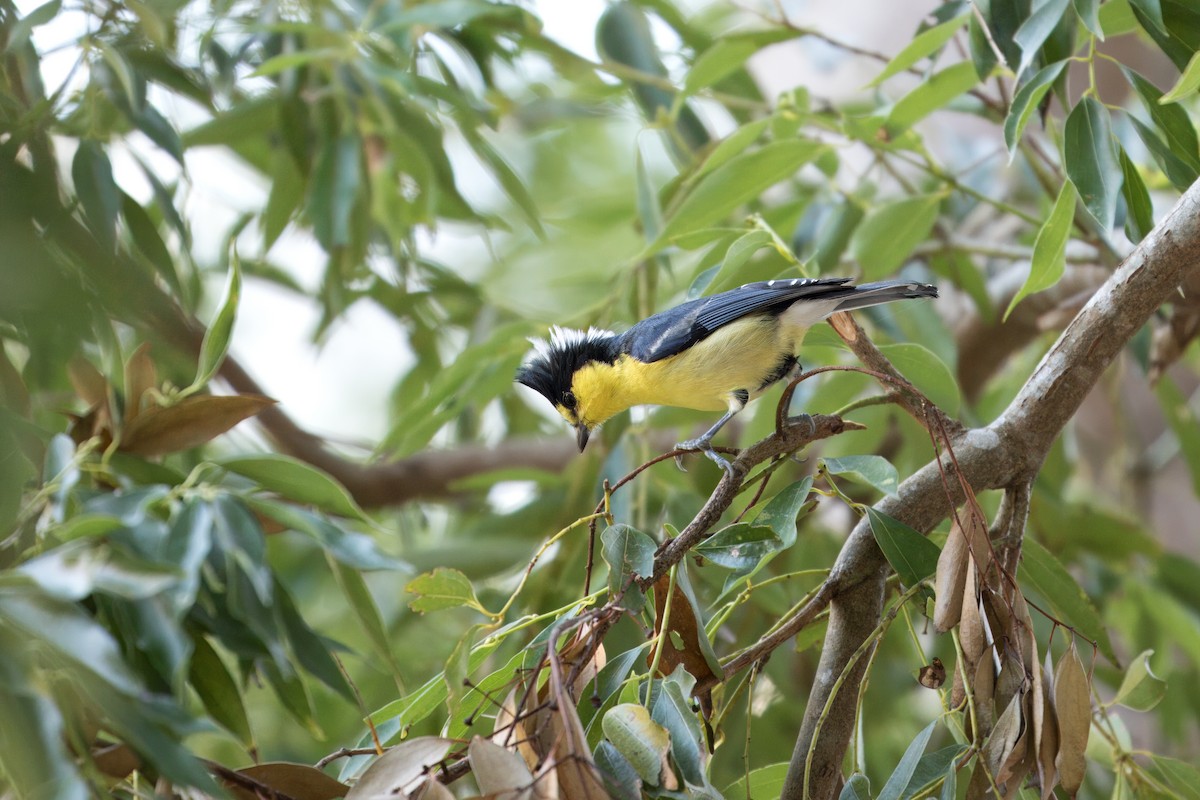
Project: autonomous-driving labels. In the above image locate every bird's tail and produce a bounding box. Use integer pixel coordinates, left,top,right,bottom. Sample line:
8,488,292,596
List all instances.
832,280,938,313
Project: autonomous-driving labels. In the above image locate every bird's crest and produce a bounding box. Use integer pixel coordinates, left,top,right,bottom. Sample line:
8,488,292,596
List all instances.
516,326,618,415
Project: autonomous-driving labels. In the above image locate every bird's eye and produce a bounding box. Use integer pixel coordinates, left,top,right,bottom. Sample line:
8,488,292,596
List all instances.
562,390,576,409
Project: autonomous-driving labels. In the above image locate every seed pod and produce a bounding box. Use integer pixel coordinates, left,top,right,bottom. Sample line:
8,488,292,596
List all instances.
934,519,971,631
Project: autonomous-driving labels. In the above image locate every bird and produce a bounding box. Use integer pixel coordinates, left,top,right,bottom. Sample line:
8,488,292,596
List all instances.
515,277,938,471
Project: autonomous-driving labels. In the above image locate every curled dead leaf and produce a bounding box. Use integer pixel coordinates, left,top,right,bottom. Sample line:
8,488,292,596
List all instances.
1054,640,1091,797
934,519,971,632
918,657,946,689
648,573,718,715
120,394,275,456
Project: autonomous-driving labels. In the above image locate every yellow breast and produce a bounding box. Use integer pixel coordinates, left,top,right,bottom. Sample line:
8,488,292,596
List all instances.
570,315,804,427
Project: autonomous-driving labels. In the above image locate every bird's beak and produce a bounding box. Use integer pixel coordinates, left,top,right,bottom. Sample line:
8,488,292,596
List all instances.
576,424,590,452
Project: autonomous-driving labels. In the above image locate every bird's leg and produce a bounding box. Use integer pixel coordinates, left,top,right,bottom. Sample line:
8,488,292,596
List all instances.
675,390,747,473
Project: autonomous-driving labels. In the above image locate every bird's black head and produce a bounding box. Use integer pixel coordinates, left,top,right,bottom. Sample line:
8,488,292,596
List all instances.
515,326,619,451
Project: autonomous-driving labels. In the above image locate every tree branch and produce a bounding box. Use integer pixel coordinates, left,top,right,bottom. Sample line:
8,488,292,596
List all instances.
783,178,1200,800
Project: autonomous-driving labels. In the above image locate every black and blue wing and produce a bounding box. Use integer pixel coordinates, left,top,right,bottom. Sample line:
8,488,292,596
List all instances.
620,278,855,363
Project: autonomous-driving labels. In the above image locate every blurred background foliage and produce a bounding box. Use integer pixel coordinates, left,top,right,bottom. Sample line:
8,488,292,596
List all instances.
2,0,1200,797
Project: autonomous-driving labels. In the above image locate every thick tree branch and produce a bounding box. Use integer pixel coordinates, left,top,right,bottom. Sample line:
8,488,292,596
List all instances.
783,178,1200,800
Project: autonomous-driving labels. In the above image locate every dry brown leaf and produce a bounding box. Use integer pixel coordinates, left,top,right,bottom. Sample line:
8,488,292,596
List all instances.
229,762,349,800
934,519,971,632
648,574,719,712
1054,640,1091,797
344,737,454,799
549,693,608,800
530,754,560,800
120,394,275,456
493,684,547,770
1038,652,1060,800
973,645,997,739
412,776,455,800
68,356,109,407
91,743,139,782
468,736,535,799
995,649,1026,722
123,343,157,424
986,693,1024,781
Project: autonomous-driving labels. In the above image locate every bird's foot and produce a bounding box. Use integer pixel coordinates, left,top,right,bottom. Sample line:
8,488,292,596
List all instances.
783,412,816,437
674,436,733,473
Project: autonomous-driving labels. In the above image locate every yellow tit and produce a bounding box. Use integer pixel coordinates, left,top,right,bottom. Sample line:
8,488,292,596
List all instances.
516,277,937,470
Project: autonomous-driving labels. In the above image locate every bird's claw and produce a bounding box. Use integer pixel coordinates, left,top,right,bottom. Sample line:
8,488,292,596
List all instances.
674,437,734,473
784,412,816,437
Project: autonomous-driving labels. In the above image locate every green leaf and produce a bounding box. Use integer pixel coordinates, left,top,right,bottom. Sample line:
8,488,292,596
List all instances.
901,744,969,799
822,455,900,496
252,500,402,571
1019,537,1118,664
1074,0,1104,37
1149,756,1200,800
884,62,979,136
866,508,940,588
327,557,403,684
1155,377,1200,496
839,773,871,800
3,0,62,53
189,633,254,747
813,197,865,272
868,14,970,87
18,541,179,601
635,147,664,244
1119,147,1155,243
1005,181,1075,321
751,476,815,548
724,763,789,800
651,671,707,787
221,453,365,520
366,638,500,737
1124,68,1200,173
1004,60,1067,156
464,130,544,237
122,194,183,296
406,568,486,614
1013,0,1071,79
603,704,671,785
703,230,773,296
1100,0,1138,36
651,140,826,251
877,343,961,415
310,132,361,249
850,194,942,278
189,257,241,394
601,524,656,612
1128,115,1200,191
695,523,782,571
1112,649,1167,711
1064,97,1120,230
878,720,937,800
686,29,803,94
694,119,770,181
0,644,88,800
72,141,120,253
1161,49,1200,103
